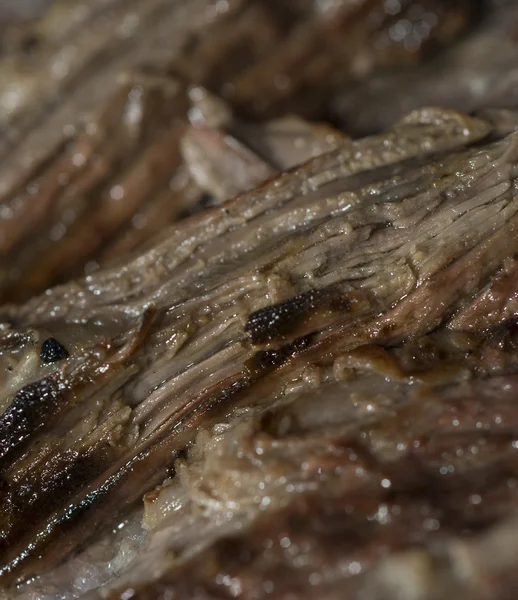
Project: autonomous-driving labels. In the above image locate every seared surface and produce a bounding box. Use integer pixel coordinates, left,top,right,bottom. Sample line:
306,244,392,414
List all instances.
2,2,518,600
0,0,477,302
2,106,518,599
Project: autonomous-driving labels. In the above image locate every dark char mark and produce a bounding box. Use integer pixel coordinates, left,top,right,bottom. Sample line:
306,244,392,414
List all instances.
0,446,114,559
0,378,61,465
245,287,352,346
245,336,312,377
40,337,69,363
245,290,327,345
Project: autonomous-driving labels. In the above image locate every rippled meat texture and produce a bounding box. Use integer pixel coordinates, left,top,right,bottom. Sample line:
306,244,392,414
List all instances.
2,105,518,600
101,371,518,600
0,0,477,302
1,1,518,599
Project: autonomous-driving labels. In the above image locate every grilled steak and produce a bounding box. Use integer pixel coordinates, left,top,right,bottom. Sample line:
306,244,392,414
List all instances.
2,105,518,599
0,0,477,302
3,1,518,600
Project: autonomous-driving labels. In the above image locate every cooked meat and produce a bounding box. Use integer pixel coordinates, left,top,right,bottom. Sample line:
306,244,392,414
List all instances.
333,1,518,134
2,2,518,599
3,106,518,600
99,371,518,600
0,0,477,302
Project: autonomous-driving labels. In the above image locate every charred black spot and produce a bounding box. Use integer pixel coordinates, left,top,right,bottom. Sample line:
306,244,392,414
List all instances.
245,290,326,345
246,336,312,377
40,337,69,363
0,378,61,465
249,349,284,372
245,287,354,346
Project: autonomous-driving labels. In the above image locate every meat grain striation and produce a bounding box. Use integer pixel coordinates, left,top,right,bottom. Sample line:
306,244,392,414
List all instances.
2,106,518,599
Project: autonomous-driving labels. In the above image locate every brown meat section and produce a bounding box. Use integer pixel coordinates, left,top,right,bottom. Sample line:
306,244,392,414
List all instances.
0,0,477,302
96,357,518,600
333,2,518,134
2,2,518,599
2,107,518,599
